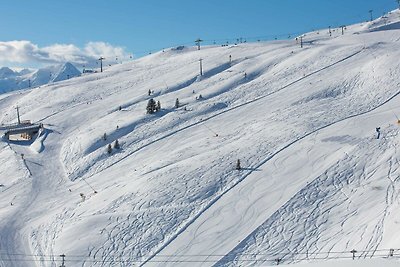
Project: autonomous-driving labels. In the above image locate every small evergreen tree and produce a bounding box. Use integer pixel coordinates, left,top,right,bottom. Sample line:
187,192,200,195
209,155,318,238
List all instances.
107,144,112,154
147,98,156,114
114,139,120,149
175,98,180,108
236,159,241,170
148,89,151,96
103,133,107,141
156,100,161,111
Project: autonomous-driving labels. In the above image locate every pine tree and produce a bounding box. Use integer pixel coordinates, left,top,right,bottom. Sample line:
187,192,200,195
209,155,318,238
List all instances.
175,98,180,108
147,98,156,114
107,144,112,154
148,89,151,96
236,159,241,170
156,100,161,111
114,139,120,149
103,133,107,141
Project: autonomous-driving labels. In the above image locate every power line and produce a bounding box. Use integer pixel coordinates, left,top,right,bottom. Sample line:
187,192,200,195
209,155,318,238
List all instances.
1,248,400,264
129,5,396,58
2,247,398,257
80,176,97,193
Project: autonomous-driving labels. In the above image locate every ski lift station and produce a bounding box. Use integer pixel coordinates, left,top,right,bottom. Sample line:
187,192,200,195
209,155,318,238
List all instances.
0,105,43,141
0,121,42,141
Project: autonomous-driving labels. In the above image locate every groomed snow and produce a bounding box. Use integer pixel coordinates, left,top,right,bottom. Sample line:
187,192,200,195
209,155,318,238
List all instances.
265,258,400,267
0,9,400,267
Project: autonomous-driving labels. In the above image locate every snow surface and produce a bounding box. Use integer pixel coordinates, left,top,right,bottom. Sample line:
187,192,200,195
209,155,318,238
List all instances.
1,10,400,267
266,258,400,267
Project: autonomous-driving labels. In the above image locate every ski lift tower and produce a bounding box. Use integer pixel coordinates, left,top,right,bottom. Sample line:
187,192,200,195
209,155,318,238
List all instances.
195,38,203,50
16,106,21,124
98,56,105,72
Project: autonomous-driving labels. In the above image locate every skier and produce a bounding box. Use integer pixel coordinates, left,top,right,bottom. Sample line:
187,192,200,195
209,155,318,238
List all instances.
376,127,381,139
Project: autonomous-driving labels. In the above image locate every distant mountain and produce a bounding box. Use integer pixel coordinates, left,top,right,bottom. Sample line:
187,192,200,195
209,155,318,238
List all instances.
17,68,32,76
0,67,16,79
0,62,81,94
52,62,81,82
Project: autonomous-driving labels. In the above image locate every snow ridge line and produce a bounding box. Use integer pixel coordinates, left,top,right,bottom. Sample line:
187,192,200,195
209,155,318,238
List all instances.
139,49,369,266
212,89,400,266
82,48,364,181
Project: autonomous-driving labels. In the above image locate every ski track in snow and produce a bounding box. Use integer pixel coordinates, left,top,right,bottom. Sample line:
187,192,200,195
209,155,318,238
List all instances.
80,48,365,182
144,90,400,266
69,47,370,266
70,46,365,266
83,39,398,266
140,49,400,266
1,12,400,267
216,129,400,266
0,131,69,267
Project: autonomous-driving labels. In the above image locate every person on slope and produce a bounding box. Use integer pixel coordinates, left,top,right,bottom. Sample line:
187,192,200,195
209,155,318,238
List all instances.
376,127,381,139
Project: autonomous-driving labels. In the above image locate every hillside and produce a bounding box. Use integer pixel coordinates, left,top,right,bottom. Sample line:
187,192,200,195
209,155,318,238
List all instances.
1,10,400,267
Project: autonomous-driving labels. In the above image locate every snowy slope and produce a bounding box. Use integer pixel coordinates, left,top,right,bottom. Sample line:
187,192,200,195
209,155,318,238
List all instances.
266,259,400,267
0,10,400,267
0,63,81,94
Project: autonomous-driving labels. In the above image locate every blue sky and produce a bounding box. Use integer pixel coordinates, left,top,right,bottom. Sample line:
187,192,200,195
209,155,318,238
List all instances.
0,0,398,68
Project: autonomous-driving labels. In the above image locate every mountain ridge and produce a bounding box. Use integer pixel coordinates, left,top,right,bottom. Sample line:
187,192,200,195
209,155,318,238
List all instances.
0,62,81,94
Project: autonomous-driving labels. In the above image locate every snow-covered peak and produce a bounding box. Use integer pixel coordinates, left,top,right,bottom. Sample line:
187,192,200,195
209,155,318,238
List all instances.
0,62,81,94
17,68,33,76
51,62,81,82
0,67,16,79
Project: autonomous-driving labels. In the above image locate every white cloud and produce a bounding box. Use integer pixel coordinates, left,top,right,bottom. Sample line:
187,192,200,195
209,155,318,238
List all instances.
0,40,131,68
84,42,127,60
